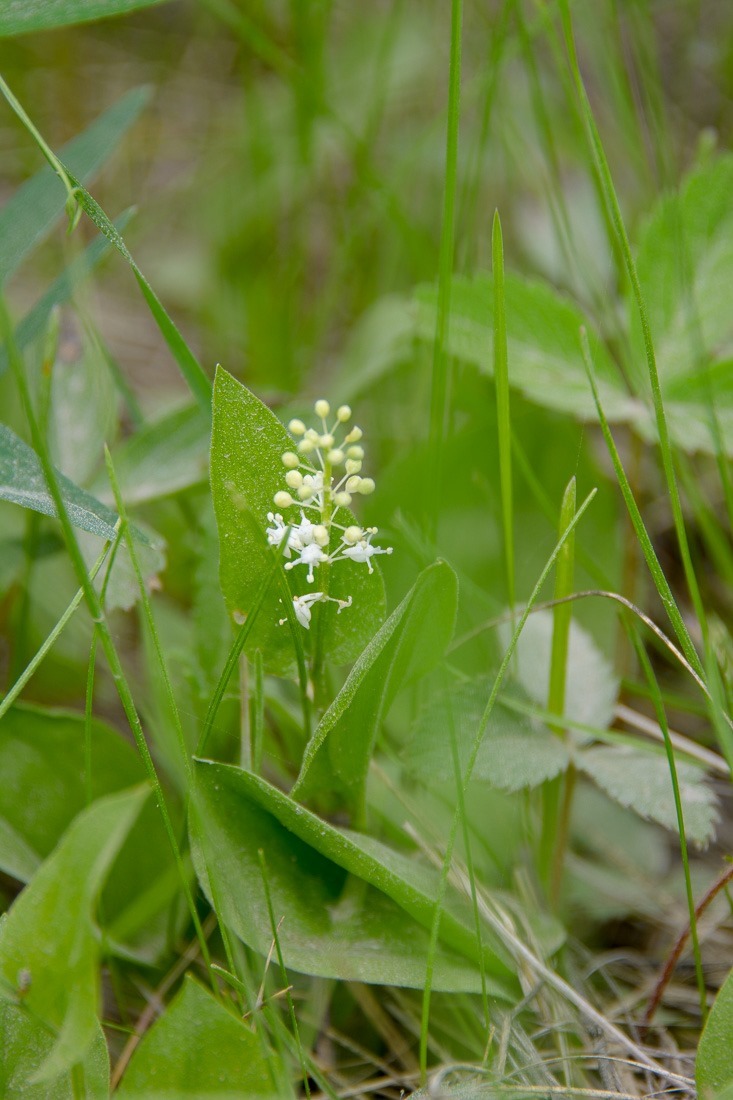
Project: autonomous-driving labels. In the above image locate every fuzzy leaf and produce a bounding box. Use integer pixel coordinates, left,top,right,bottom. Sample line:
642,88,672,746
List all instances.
0,1006,109,1099
210,366,386,672
499,610,618,730
117,976,277,1097
414,273,639,422
404,678,571,791
190,760,517,996
294,560,458,813
578,745,718,846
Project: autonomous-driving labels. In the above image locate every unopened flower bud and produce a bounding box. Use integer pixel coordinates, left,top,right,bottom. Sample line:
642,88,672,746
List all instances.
288,418,306,436
273,491,293,508
337,405,351,422
347,445,364,460
314,399,330,418
334,491,352,507
343,525,362,544
345,426,362,443
358,478,375,495
345,459,362,475
285,470,303,489
305,428,320,442
327,448,344,465
346,475,362,493
282,451,299,468
313,525,329,546
319,433,335,449
297,484,314,500
298,439,315,454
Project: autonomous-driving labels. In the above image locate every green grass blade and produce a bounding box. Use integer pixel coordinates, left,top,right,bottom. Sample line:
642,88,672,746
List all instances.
492,211,514,614
0,87,149,285
628,621,707,1025
427,0,463,541
420,486,598,1079
558,0,707,648
580,327,703,679
0,297,213,982
0,76,212,413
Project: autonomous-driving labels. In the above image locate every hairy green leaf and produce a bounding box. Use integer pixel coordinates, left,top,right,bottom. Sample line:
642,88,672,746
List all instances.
414,273,638,422
0,0,169,36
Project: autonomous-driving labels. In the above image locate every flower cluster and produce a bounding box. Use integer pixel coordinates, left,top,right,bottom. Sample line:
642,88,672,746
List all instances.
266,399,392,628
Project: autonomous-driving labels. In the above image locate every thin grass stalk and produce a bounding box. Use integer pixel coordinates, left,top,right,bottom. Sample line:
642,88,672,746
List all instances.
579,327,703,678
558,1,708,648
492,211,515,617
427,0,463,541
627,622,707,1024
0,299,214,983
419,487,598,1081
542,476,576,905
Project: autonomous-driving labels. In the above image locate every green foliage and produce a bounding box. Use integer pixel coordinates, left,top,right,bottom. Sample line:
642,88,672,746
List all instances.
0,0,169,36
697,966,733,1097
210,366,386,672
117,976,278,1097
190,759,517,996
294,560,457,815
0,787,147,1086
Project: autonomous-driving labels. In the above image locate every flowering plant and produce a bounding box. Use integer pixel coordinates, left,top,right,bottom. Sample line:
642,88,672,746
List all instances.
265,399,392,629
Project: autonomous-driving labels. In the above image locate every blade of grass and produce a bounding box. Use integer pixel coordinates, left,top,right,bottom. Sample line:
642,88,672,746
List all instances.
0,538,114,721
541,476,576,905
558,1,707,651
492,211,514,616
0,75,212,414
626,621,707,1025
0,298,214,984
427,0,463,541
580,326,703,679
104,445,193,784
419,486,598,1081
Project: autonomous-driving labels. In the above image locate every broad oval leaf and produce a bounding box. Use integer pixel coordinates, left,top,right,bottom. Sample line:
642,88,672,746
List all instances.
117,976,278,1097
210,366,386,672
293,560,458,815
0,786,148,1085
190,759,517,997
0,1006,109,1099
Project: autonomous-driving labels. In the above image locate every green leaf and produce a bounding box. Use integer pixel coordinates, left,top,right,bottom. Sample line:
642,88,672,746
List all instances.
697,965,733,1097
49,336,117,487
630,154,733,454
404,678,572,792
0,786,148,1084
210,366,386,672
0,0,168,35
0,1005,109,1099
414,273,639,422
333,295,414,403
0,704,142,880
117,976,278,1097
577,745,718,846
294,561,458,813
91,403,210,506
190,760,517,996
0,423,119,540
499,609,619,730
0,88,150,284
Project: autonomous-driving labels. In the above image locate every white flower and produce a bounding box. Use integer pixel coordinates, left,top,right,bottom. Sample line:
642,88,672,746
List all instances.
284,541,328,583
340,529,393,573
292,591,325,628
265,512,293,556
